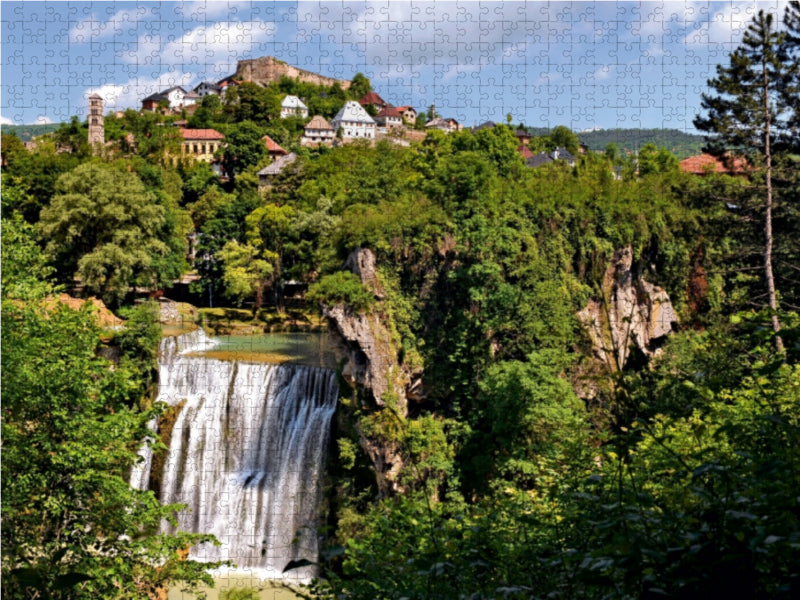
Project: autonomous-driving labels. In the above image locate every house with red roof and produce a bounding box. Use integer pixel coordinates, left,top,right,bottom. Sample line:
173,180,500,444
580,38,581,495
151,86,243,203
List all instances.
376,106,404,128
179,128,225,162
261,135,288,160
359,91,388,112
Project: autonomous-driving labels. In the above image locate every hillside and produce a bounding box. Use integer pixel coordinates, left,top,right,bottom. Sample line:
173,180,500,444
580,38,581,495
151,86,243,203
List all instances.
580,127,705,157
2,123,61,141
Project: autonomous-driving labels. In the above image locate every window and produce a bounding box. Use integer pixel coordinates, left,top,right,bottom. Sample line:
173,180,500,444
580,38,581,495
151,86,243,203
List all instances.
201,144,206,155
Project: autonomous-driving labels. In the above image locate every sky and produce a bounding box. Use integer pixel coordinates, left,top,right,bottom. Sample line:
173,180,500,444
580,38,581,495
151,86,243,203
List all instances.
0,0,790,131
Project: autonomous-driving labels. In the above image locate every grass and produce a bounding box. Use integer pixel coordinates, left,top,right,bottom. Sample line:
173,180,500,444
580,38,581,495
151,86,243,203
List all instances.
168,574,306,600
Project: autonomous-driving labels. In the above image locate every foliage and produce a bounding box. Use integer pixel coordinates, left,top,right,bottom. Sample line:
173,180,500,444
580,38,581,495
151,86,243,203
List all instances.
694,8,798,348
218,120,269,181
348,73,372,100
1,217,220,599
219,588,262,600
306,271,375,313
218,239,275,308
37,162,176,305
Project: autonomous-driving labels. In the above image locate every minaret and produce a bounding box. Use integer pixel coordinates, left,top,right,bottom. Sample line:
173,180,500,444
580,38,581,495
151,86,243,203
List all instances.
88,94,104,150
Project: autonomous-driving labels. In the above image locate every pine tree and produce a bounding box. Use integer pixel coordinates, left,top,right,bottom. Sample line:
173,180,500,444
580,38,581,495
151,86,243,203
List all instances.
694,9,792,352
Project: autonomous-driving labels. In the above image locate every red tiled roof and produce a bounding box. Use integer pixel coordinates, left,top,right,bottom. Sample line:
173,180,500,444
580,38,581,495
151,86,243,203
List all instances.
680,153,748,175
179,128,224,141
359,91,386,106
395,105,414,113
517,144,533,159
261,135,287,154
377,106,403,118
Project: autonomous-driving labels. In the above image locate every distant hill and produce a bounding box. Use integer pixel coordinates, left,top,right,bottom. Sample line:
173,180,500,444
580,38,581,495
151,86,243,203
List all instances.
2,123,61,142
579,128,706,158
520,127,706,159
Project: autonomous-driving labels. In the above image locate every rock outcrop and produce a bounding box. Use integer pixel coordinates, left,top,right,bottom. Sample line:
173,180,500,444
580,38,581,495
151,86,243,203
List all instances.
235,56,351,90
578,246,678,371
322,248,422,494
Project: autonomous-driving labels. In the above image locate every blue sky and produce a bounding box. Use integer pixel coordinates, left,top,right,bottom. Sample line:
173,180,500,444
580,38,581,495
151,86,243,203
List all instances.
0,1,789,131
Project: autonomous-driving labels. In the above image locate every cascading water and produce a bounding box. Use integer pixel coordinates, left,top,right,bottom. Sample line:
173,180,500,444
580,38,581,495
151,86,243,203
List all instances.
132,329,338,582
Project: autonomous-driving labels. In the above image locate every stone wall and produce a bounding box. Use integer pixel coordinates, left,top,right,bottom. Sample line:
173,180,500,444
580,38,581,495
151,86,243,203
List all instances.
235,56,351,89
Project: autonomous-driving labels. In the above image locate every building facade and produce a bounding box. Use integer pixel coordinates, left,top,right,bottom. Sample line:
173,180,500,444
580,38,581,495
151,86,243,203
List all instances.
331,101,376,140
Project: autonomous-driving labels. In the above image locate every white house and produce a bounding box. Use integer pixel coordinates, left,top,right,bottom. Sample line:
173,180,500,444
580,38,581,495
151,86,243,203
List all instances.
331,101,376,140
141,86,189,111
281,95,309,119
302,115,335,145
194,81,221,97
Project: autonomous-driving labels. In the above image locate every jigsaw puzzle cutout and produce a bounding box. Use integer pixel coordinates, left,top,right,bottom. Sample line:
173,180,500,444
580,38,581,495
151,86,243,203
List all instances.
1,1,787,597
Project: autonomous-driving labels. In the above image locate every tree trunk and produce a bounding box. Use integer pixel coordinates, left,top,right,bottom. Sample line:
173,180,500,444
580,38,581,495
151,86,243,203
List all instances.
762,56,784,353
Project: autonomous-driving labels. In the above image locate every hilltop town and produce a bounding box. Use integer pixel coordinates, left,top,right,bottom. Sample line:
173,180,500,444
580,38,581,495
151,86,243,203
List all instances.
66,55,726,188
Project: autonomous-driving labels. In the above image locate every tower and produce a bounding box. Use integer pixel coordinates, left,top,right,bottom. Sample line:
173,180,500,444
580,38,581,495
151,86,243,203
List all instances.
88,94,104,150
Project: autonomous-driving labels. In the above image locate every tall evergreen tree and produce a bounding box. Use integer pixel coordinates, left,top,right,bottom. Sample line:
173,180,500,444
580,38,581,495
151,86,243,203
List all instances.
694,9,792,351
783,1,800,149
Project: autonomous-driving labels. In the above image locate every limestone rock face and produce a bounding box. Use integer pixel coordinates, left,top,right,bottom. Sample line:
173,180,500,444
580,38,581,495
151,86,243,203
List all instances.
235,56,351,90
578,246,678,370
322,248,422,494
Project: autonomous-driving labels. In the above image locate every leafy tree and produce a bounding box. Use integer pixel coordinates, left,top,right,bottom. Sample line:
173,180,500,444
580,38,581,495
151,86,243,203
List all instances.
223,81,281,124
38,162,171,304
1,140,81,223
548,125,581,154
1,217,219,599
637,142,679,176
218,120,268,182
1,131,26,167
218,239,275,308
349,73,372,100
187,92,225,128
694,9,793,350
53,116,91,158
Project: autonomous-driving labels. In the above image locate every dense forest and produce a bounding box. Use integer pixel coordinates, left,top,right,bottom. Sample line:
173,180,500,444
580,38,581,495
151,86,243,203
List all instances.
2,4,800,600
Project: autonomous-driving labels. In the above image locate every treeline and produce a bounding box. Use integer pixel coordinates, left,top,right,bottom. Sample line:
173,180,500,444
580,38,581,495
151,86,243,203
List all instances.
2,4,800,598
579,127,705,157
1,122,61,141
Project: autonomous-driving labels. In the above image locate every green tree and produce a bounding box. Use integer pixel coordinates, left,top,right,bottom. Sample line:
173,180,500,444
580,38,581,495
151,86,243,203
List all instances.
38,162,171,304
218,121,268,182
218,239,275,308
637,142,679,176
548,124,580,154
694,9,792,350
53,116,91,158
1,218,219,599
349,73,372,100
1,131,26,167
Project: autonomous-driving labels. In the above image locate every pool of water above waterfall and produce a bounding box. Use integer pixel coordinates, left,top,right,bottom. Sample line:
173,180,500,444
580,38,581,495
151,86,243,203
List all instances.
180,331,337,368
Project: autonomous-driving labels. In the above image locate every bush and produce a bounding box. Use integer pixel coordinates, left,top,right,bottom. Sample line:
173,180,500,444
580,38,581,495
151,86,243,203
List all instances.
306,271,375,313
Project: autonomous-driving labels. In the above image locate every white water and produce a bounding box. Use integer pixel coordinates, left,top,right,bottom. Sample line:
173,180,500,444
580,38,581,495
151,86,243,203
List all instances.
133,330,338,582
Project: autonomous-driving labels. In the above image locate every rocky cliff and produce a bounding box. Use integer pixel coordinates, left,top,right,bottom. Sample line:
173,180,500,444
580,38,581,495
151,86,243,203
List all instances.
322,248,422,494
234,56,351,89
578,245,679,371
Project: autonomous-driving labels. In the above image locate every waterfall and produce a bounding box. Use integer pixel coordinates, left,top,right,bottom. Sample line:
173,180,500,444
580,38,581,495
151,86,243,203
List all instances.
133,329,338,582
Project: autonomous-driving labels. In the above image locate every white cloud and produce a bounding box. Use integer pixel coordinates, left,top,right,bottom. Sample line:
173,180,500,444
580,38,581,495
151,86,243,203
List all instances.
175,1,253,20
69,7,148,43
34,116,53,124
128,20,277,77
86,72,195,113
0,115,16,125
684,1,789,48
